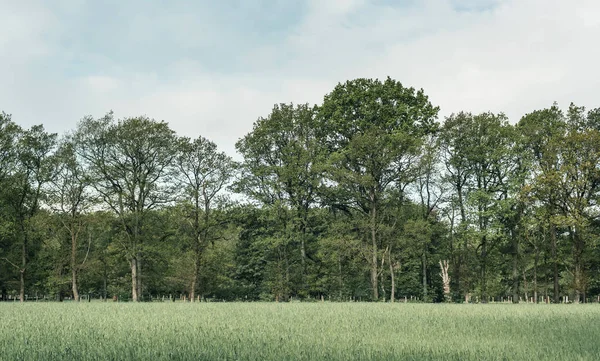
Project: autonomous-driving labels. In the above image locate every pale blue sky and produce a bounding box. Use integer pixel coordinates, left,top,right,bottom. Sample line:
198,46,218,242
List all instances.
1,0,599,156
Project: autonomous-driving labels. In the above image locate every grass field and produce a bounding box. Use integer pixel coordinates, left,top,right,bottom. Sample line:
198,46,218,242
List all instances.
0,302,599,360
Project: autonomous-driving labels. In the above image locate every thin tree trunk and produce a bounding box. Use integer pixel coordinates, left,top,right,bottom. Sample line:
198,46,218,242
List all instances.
512,230,519,304
422,252,427,302
574,264,581,304
573,229,583,304
458,185,469,301
103,259,108,301
533,248,538,303
190,253,200,302
300,236,306,293
448,209,459,303
136,256,142,301
523,272,528,302
338,253,343,300
370,199,378,301
20,236,26,303
131,258,138,302
551,222,559,303
480,235,487,303
19,270,25,303
284,247,290,300
71,231,80,302
299,208,307,276
389,249,395,303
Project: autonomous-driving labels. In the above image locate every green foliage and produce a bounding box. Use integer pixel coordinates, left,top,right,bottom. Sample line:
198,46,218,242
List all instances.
2,82,600,305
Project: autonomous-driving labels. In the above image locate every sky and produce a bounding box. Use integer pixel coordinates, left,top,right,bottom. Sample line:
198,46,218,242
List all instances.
1,0,599,157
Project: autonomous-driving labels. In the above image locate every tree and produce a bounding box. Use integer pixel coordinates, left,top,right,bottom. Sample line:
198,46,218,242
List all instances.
557,104,600,302
0,112,20,300
74,113,177,301
3,124,57,302
236,103,325,297
439,112,474,300
441,112,515,302
175,136,235,301
318,77,438,300
517,105,566,302
46,140,95,301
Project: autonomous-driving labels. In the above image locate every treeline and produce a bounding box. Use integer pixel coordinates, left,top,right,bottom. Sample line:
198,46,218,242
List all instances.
1,77,599,303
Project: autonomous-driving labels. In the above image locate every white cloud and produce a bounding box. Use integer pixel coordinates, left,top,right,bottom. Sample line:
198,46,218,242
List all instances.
84,76,121,93
1,0,599,159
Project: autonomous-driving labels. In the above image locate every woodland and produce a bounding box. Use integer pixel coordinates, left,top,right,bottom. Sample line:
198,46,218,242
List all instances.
1,77,599,303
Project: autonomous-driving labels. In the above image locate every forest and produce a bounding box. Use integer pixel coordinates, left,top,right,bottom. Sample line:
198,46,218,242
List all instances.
0,77,599,303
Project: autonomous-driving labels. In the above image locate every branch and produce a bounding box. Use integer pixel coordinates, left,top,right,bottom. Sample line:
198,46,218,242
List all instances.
2,257,22,271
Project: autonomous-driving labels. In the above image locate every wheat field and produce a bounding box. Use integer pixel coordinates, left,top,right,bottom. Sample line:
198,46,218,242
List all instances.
0,302,598,360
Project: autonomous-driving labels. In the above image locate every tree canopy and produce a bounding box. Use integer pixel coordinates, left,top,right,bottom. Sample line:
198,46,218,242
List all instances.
1,78,599,304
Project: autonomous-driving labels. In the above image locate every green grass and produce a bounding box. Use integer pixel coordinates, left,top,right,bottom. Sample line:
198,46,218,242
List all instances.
1,302,599,360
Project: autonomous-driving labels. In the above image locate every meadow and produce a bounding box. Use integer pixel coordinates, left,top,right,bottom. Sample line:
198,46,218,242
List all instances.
0,302,599,361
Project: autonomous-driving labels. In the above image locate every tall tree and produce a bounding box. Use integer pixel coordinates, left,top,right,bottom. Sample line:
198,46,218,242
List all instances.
175,136,235,301
440,113,474,301
74,113,177,301
558,104,600,302
46,140,94,301
517,105,566,302
0,112,20,300
3,124,57,302
318,77,438,300
236,103,324,297
441,112,514,302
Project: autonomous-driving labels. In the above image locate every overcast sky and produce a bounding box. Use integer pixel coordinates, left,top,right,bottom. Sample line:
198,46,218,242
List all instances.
2,0,599,157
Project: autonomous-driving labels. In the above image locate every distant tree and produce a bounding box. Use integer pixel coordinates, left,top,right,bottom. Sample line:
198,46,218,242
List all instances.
3,124,57,302
318,77,438,300
46,140,95,301
236,103,325,297
517,105,566,302
0,112,20,300
74,113,177,301
441,112,514,302
558,104,600,302
175,135,236,301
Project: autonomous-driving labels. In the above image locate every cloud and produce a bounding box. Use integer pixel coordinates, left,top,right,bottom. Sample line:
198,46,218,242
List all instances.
0,0,599,159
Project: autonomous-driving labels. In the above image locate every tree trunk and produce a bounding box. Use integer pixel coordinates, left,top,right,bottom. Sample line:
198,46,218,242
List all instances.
131,258,138,302
370,201,378,301
422,252,427,302
480,235,487,303
574,264,581,304
523,272,528,302
512,230,519,304
103,258,108,301
19,270,25,303
300,236,306,293
71,231,80,302
136,256,142,301
573,229,583,304
20,236,26,303
338,253,343,300
190,253,200,302
72,268,79,302
439,260,451,302
457,184,467,300
551,223,559,303
284,247,290,300
448,211,459,303
533,248,538,303
389,250,395,303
